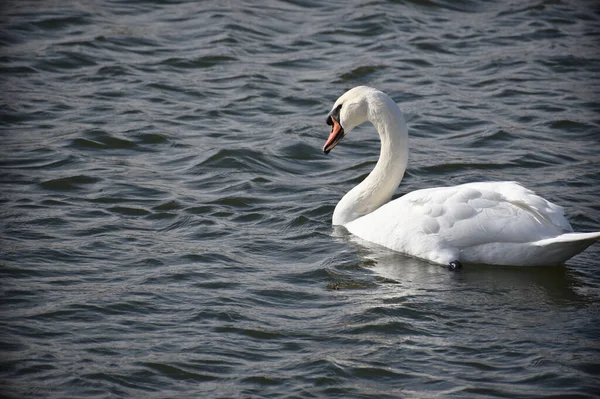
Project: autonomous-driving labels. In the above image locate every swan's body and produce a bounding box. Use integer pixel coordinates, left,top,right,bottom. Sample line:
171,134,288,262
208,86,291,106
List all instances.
323,86,600,266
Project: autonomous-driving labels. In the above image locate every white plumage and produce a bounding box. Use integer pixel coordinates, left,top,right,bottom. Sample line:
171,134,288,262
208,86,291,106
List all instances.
323,86,600,266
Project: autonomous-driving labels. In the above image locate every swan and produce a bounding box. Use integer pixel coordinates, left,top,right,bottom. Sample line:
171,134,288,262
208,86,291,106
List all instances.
323,86,600,268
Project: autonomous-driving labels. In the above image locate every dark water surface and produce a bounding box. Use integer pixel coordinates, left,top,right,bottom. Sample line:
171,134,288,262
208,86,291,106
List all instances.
2,0,600,398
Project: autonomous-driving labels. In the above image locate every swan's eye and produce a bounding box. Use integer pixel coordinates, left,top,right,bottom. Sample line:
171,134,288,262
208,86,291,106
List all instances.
326,104,342,126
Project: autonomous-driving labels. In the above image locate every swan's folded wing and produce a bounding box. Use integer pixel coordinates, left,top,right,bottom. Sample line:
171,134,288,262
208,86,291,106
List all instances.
427,182,573,247
346,181,576,264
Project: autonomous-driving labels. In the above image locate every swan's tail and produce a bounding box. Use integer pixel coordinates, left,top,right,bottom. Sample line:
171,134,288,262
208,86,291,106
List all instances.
533,232,600,264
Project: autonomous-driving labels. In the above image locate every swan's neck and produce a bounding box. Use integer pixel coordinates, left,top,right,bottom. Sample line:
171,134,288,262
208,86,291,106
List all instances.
333,97,409,225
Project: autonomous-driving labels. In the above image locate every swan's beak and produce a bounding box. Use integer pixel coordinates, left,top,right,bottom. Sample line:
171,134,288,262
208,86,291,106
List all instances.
323,117,345,154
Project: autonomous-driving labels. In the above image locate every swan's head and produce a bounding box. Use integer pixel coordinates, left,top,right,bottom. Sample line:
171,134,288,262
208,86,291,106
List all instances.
323,86,378,154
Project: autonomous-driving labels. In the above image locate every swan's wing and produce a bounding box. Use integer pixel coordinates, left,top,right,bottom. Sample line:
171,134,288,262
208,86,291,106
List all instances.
403,181,573,247
345,181,575,264
346,181,581,265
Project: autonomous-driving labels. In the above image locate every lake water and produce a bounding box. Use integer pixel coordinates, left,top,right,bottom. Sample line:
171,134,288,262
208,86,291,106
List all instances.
1,0,600,398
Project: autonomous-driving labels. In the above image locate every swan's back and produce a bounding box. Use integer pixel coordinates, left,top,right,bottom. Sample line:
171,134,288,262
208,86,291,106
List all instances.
345,181,582,265
404,181,573,243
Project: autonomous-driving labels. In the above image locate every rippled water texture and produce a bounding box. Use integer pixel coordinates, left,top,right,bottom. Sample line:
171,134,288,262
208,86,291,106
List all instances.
1,0,600,398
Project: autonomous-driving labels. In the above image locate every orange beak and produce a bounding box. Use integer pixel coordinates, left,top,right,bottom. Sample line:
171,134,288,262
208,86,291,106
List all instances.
323,117,345,154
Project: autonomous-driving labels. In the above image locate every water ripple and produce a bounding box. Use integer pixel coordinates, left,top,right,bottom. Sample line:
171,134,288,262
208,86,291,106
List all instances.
1,0,600,398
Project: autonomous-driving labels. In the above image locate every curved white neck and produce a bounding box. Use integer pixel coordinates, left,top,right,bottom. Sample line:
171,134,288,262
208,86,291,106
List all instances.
332,96,409,225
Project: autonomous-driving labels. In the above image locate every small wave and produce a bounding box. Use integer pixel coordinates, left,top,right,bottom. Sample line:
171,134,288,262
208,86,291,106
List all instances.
39,175,101,191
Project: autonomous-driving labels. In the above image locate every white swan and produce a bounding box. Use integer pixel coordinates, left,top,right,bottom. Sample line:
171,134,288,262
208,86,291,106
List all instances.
323,86,600,268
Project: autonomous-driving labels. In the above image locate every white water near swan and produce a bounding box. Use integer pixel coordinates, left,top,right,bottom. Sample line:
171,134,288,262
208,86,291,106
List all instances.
1,1,600,398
